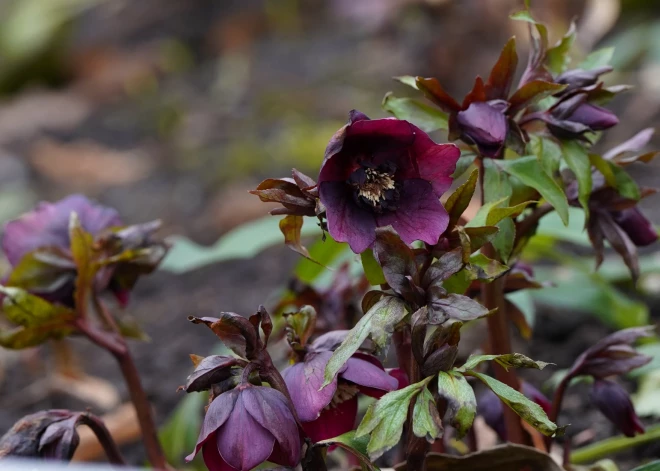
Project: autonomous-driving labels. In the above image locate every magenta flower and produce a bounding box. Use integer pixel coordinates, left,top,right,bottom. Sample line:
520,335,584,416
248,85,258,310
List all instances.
318,111,459,253
187,384,301,471
590,379,644,437
282,331,398,442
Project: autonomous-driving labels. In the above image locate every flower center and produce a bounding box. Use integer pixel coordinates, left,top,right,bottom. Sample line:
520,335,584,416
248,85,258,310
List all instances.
349,165,400,213
327,382,359,409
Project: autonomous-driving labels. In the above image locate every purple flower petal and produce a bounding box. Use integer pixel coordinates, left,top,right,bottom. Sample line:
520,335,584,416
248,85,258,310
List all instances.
186,389,239,461
377,179,448,246
319,181,377,253
412,136,460,196
591,379,644,437
2,194,121,266
202,438,237,471
302,396,358,443
216,393,276,471
282,351,338,422
613,208,658,247
346,117,416,152
341,357,398,392
567,104,619,131
242,387,301,467
456,102,508,157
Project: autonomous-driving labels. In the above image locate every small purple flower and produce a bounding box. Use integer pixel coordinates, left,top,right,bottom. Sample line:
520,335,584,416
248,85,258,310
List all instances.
3,194,121,267
456,100,509,157
478,381,551,440
544,94,618,140
555,66,613,95
612,207,658,247
1,195,121,305
590,379,644,437
187,384,301,471
282,331,398,442
318,111,460,254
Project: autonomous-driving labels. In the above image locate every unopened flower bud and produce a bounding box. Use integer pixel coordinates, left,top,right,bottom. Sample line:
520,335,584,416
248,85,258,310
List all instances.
590,379,644,437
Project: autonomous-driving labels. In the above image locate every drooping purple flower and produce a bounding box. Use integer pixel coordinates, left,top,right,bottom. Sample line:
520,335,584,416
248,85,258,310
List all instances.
456,100,509,157
318,111,460,254
590,379,644,437
187,384,301,471
1,195,166,308
282,331,398,442
1,195,121,305
544,93,618,140
3,194,121,267
612,208,658,247
555,66,613,95
478,381,551,440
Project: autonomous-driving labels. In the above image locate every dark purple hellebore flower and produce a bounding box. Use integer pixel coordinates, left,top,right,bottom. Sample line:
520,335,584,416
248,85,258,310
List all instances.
555,66,613,95
478,381,551,440
590,379,644,437
545,93,618,140
456,100,509,158
1,195,121,305
318,111,460,254
3,194,121,266
282,331,398,442
187,384,301,471
611,208,658,247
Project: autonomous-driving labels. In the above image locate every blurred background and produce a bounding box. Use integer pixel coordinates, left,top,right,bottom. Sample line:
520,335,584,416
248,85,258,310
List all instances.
0,0,659,469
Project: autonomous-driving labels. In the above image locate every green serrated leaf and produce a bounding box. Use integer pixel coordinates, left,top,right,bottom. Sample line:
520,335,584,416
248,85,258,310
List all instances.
356,378,430,460
316,430,380,471
500,156,569,225
445,168,479,228
529,135,562,178
468,253,509,281
562,140,593,217
393,75,419,90
546,22,576,74
452,152,477,178
483,158,513,204
493,217,516,262
322,296,407,387
361,249,387,286
459,353,550,372
0,286,74,327
382,92,448,133
294,236,348,284
412,386,443,442
466,197,509,228
437,371,477,438
467,372,561,436
486,200,535,227
579,47,615,70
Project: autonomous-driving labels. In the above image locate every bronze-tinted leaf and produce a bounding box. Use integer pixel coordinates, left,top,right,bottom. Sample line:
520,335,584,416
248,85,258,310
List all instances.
508,80,566,113
486,37,518,100
444,168,479,229
597,213,639,281
373,229,420,299
416,77,462,113
461,76,487,108
422,248,464,289
184,355,246,392
188,313,258,359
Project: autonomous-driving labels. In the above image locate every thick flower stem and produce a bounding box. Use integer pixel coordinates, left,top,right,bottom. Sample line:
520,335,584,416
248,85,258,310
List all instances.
481,271,526,445
544,373,571,450
75,300,168,470
78,413,127,465
404,350,429,471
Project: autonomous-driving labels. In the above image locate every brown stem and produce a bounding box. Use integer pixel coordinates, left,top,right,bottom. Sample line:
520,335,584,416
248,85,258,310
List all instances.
76,299,168,470
113,346,167,469
405,358,429,471
78,413,127,465
478,158,526,445
544,374,571,449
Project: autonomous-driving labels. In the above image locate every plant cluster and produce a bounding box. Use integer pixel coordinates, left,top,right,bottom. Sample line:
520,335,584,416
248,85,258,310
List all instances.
0,3,658,471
